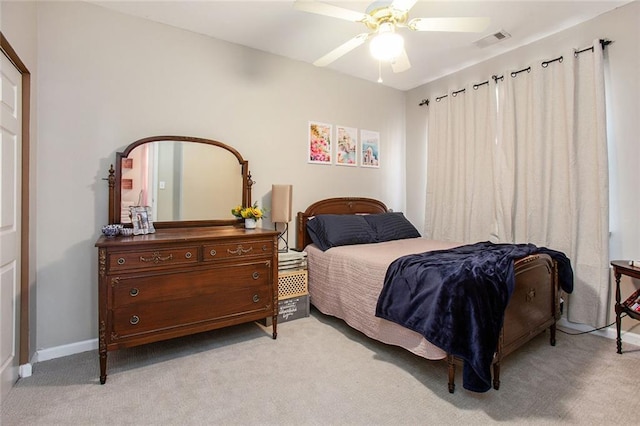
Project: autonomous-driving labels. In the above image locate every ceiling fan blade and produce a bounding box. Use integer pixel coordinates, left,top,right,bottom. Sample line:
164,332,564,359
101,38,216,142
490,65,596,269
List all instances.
293,1,368,23
391,49,411,73
391,0,418,12
408,17,491,32
313,33,370,67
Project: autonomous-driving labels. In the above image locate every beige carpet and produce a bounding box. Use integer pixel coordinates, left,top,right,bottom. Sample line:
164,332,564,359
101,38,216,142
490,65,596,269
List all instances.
2,308,639,425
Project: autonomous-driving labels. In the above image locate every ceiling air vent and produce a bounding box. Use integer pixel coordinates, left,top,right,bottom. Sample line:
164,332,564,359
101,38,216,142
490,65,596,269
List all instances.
474,30,511,48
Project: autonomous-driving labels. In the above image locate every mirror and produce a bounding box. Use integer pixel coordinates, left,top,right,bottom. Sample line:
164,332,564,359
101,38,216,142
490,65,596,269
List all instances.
108,136,252,228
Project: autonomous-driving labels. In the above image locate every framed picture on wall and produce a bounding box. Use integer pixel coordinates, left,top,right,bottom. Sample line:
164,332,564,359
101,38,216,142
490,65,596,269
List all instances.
129,206,156,235
360,130,380,168
308,121,332,164
335,125,358,166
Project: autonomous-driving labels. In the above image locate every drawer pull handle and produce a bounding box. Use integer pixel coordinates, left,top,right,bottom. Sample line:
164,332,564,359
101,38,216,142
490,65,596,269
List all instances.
262,245,267,251
526,288,536,301
252,272,260,280
117,258,125,265
185,252,192,259
227,245,253,255
140,252,173,264
210,249,217,257
130,315,140,325
129,288,139,297
252,294,260,303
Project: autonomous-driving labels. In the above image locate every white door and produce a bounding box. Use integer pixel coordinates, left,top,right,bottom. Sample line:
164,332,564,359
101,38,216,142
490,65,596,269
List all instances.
0,52,22,402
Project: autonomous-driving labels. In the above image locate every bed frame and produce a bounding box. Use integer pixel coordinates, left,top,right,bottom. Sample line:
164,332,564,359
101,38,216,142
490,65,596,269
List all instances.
296,197,561,393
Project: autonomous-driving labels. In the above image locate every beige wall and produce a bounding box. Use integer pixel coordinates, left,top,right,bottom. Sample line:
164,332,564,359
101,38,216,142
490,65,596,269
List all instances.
406,1,640,332
29,1,406,350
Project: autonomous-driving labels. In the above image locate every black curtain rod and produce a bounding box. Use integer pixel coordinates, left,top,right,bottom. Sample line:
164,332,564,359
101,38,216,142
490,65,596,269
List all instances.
451,88,466,97
418,39,612,105
542,56,563,68
575,46,594,56
511,66,531,78
575,38,612,57
473,80,489,90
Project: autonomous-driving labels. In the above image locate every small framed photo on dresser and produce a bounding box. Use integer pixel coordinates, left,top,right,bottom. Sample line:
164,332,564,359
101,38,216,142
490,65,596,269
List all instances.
129,206,156,235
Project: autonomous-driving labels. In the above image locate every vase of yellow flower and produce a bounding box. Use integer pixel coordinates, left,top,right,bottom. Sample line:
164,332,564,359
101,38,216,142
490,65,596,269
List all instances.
231,202,265,229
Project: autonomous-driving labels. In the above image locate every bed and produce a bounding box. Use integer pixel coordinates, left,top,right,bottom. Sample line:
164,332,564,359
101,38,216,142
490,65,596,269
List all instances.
295,197,569,393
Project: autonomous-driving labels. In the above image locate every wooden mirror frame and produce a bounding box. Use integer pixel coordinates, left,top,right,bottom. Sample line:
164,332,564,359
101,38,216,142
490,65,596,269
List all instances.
107,135,252,228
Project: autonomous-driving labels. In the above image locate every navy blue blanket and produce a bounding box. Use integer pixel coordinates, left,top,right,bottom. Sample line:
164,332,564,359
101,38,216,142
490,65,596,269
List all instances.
375,242,573,392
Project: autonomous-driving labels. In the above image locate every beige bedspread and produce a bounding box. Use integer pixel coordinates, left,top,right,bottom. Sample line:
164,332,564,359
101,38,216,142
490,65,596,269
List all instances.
306,238,461,361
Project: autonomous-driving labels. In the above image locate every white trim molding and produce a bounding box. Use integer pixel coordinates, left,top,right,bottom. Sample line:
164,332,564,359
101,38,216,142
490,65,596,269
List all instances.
28,322,639,366
18,363,32,378
34,338,98,363
558,318,640,348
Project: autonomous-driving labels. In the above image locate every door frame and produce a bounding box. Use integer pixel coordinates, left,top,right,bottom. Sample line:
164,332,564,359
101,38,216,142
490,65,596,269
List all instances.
1,32,31,368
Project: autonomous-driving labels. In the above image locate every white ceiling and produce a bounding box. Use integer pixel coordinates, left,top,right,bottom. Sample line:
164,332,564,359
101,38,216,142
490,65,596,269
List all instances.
92,1,629,91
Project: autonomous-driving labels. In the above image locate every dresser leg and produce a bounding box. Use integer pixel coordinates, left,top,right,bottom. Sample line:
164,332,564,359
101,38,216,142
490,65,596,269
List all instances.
99,351,107,384
272,315,278,339
549,323,557,346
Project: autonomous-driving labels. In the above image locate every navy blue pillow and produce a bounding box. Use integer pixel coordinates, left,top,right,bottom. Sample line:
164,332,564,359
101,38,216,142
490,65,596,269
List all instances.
306,214,377,251
363,212,421,242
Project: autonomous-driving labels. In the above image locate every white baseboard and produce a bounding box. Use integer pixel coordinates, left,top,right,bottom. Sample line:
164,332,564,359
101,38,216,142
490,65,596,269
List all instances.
557,318,640,347
19,363,32,378
34,338,98,363
29,321,640,365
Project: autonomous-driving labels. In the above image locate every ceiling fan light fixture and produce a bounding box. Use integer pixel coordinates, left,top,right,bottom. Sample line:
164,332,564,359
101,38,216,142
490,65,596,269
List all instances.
369,23,404,61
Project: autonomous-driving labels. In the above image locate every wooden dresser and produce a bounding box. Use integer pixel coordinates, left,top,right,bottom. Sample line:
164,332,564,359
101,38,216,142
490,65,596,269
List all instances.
95,226,278,384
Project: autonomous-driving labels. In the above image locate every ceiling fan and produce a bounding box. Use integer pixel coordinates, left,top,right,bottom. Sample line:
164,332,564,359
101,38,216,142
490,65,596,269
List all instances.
294,0,490,73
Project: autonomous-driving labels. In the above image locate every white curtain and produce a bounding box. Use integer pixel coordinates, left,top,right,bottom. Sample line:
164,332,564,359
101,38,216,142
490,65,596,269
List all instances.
496,63,575,248
425,84,497,243
426,40,609,327
569,43,609,326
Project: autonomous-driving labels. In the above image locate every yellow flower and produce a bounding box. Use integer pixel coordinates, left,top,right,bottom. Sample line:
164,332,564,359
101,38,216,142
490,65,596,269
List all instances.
232,202,265,220
231,205,243,218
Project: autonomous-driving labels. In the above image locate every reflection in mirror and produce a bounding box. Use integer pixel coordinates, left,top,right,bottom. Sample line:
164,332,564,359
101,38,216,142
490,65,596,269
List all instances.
119,141,243,223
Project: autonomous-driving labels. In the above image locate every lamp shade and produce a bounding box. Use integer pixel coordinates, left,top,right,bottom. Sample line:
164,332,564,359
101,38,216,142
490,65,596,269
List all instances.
271,184,293,223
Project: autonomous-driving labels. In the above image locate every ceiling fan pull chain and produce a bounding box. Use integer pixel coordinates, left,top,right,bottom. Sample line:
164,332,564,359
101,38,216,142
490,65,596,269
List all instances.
378,60,383,83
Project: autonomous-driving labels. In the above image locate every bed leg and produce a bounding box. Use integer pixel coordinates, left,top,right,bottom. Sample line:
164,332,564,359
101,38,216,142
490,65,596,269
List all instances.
447,355,456,393
492,362,501,390
550,323,556,346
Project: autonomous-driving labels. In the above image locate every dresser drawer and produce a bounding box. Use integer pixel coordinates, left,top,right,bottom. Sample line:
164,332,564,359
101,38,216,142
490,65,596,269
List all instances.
110,280,272,340
203,239,273,262
110,261,271,308
108,246,199,272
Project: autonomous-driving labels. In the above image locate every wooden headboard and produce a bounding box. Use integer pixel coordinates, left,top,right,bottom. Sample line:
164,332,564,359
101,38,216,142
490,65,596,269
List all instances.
295,197,389,251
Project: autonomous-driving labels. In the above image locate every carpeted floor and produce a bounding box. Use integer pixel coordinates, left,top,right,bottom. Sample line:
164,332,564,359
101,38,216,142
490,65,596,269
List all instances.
2,308,639,425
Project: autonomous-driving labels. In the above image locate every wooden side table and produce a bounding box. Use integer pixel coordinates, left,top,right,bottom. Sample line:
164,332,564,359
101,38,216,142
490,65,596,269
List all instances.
610,260,640,354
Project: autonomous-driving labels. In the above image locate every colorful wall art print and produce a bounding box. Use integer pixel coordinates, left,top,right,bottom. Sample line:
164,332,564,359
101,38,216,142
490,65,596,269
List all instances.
308,121,332,164
360,130,380,168
335,125,358,166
